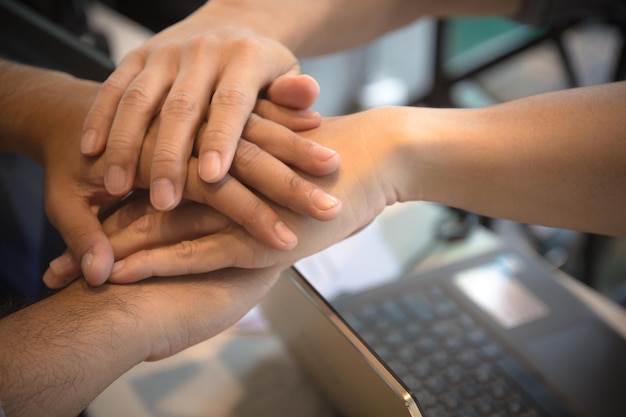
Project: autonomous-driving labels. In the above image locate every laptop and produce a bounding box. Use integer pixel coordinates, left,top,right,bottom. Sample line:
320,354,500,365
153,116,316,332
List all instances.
261,215,626,417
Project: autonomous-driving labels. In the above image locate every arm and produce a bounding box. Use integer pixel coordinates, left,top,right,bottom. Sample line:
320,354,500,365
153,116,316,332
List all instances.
207,0,523,57
73,82,626,284
410,81,626,235
0,59,340,285
82,0,523,212
0,266,282,417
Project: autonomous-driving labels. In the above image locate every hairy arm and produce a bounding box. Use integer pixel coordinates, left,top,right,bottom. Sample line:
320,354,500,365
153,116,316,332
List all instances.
0,266,281,417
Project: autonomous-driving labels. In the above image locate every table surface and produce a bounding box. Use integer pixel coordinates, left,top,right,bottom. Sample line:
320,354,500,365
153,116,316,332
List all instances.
87,202,626,417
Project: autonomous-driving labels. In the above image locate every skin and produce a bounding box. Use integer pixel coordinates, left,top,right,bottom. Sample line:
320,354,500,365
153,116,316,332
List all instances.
1,8,625,415
0,263,285,417
0,60,343,417
81,0,523,211
4,79,625,413
51,82,626,284
0,59,341,286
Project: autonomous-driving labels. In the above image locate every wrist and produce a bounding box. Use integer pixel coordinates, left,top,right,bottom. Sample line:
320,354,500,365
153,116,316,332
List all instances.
374,106,433,205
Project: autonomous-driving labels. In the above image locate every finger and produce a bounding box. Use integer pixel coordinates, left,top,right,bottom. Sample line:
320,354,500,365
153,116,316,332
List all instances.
253,99,321,132
42,250,81,289
105,202,229,261
197,44,276,183
266,73,320,110
80,52,146,156
43,192,159,285
149,40,217,211
184,158,298,250
243,113,340,176
100,190,154,234
104,49,177,197
108,230,271,284
44,195,115,287
231,139,342,221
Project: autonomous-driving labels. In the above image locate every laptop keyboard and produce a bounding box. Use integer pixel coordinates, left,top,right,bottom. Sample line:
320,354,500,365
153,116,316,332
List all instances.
338,284,547,417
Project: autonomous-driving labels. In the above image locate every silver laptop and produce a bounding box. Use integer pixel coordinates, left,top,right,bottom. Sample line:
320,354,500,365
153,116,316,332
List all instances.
261,243,626,417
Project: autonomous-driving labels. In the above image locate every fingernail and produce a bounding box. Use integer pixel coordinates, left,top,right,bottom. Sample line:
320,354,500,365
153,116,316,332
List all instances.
111,260,124,277
310,188,340,211
105,165,128,195
44,254,79,288
82,251,94,272
274,221,297,247
42,270,59,288
151,178,176,210
199,151,222,182
80,129,97,154
49,253,76,276
311,144,337,161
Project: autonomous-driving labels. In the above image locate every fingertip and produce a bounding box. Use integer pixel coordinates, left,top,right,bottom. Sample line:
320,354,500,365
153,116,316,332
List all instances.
81,250,114,287
274,221,298,251
80,128,101,156
198,150,224,183
310,189,343,220
150,178,178,211
42,269,76,289
269,73,320,110
311,144,339,163
43,252,81,289
298,74,320,96
105,165,132,196
107,260,132,284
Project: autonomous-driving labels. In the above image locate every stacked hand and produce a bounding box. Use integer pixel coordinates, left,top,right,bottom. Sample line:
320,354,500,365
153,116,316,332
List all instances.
81,2,317,211
42,76,349,288
47,106,411,286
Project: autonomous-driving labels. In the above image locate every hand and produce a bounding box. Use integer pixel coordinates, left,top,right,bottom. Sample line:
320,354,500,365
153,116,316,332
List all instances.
50,108,412,283
81,6,320,212
0,258,283,417
43,97,343,288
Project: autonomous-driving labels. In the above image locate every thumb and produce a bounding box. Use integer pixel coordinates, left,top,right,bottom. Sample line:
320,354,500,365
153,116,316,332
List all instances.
266,73,320,110
45,200,114,287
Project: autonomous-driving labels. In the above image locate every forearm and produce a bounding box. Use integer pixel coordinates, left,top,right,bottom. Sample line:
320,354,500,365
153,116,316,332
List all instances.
0,280,150,417
199,0,523,57
402,82,626,236
0,59,97,164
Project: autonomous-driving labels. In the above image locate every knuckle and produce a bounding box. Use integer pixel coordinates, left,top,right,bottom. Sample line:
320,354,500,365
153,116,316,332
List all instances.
233,36,263,57
239,199,267,229
102,73,128,94
173,240,199,262
288,173,310,194
212,82,250,108
107,128,142,156
188,34,216,54
152,143,184,166
233,142,262,170
131,214,157,237
203,119,237,146
162,92,199,120
229,229,273,268
120,84,153,110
